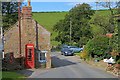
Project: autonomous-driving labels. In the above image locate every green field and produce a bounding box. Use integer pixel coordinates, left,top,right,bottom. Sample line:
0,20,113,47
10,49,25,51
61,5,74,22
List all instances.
32,10,113,46
32,12,68,46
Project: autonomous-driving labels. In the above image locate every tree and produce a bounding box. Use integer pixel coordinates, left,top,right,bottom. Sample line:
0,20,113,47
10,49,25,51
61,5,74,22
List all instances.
91,14,114,34
96,1,118,33
96,1,115,15
117,1,120,14
116,1,120,54
53,3,94,46
53,19,70,44
2,1,22,30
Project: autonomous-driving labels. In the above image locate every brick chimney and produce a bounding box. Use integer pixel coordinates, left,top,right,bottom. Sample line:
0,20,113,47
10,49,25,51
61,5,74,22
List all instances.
22,0,32,19
28,0,31,7
21,0,35,55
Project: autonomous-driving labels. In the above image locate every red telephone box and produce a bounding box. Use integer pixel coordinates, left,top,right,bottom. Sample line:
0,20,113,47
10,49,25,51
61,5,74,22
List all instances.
25,44,35,68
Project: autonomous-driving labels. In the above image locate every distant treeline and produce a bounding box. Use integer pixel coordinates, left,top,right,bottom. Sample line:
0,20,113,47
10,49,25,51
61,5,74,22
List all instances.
32,11,68,13
32,9,117,13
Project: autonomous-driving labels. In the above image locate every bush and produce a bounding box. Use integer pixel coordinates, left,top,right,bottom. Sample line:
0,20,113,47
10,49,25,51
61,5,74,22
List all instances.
85,35,109,58
80,50,88,60
115,53,120,64
95,57,104,61
116,59,120,64
110,34,118,53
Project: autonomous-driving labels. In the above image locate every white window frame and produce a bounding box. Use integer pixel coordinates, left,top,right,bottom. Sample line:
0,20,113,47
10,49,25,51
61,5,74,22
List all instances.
38,50,47,63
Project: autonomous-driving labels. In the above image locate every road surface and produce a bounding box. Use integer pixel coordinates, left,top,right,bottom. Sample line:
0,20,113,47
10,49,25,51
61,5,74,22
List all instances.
27,52,117,78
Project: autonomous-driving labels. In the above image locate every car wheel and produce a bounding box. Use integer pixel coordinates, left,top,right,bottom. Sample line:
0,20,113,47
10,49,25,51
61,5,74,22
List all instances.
64,53,67,56
71,54,74,56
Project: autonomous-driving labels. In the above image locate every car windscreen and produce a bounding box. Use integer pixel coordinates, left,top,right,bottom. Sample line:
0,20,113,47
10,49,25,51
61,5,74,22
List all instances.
64,49,72,52
69,46,78,48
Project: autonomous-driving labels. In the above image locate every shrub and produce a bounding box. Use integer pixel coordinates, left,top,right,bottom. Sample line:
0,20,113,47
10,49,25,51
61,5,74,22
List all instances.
80,50,88,60
95,57,104,61
116,59,120,64
85,35,109,58
110,49,118,57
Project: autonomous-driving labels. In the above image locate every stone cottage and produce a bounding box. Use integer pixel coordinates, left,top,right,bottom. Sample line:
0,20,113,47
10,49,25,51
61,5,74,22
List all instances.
4,1,51,68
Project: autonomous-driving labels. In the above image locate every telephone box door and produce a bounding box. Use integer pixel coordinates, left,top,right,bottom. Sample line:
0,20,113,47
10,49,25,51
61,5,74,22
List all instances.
25,44,35,68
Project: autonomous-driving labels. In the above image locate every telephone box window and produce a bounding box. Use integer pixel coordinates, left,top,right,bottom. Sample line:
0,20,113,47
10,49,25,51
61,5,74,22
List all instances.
28,49,32,60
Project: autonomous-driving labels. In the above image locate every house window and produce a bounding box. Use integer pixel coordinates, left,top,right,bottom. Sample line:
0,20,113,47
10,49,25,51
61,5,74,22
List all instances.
38,51,47,63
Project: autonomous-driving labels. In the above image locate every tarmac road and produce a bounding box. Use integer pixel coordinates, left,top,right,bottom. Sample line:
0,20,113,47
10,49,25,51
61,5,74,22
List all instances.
29,52,118,78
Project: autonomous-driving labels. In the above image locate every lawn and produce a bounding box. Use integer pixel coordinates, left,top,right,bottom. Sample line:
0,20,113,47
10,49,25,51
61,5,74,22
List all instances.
2,71,26,80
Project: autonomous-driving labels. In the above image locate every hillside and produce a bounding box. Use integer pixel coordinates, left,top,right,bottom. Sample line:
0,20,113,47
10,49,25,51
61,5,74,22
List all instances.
32,12,68,46
32,10,113,46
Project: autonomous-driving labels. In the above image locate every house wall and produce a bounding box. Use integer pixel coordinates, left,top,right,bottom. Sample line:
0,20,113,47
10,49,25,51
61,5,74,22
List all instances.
4,7,51,68
4,23,19,57
32,20,51,51
32,20,51,69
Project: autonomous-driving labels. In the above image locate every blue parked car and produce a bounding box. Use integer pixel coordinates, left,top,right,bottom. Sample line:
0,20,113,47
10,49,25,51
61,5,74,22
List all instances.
61,45,83,54
68,46,83,53
61,48,74,56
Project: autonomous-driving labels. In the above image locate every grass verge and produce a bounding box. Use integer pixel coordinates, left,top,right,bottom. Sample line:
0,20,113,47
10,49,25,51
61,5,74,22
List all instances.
2,71,26,80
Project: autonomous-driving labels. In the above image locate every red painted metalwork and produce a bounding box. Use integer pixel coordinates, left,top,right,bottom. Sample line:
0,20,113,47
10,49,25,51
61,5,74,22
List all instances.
25,44,35,68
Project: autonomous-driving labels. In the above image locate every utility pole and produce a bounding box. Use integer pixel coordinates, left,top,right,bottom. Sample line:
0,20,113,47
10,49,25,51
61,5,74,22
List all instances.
18,1,22,66
70,18,72,45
